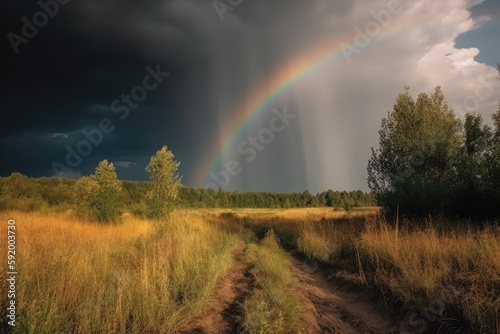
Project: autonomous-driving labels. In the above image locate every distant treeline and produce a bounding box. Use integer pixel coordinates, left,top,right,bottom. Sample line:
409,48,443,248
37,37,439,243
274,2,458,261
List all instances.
0,173,376,212
178,187,376,209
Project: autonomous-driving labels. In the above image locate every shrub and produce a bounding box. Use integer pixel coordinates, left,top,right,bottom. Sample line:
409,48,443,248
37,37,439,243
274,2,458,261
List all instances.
75,160,123,222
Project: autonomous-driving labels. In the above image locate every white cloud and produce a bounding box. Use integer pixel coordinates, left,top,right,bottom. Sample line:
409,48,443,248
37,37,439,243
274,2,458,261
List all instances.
45,133,69,140
114,161,137,168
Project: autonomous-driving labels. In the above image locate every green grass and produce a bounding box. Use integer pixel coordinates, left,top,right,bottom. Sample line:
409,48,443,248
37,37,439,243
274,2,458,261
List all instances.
243,230,304,333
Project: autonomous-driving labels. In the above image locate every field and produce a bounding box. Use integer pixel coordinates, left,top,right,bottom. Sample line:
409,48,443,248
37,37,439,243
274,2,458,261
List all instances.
1,207,499,333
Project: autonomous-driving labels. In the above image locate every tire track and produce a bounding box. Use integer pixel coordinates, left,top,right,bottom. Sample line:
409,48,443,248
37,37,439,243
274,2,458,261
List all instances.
180,241,254,334
290,257,415,334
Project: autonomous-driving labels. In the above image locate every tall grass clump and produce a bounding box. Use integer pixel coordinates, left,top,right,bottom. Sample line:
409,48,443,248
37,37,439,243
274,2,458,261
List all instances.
296,217,365,262
243,230,304,334
0,211,238,333
243,215,366,261
359,217,500,333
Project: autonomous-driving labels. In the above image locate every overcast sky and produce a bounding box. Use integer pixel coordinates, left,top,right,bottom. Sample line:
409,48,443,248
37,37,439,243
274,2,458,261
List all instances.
1,0,499,193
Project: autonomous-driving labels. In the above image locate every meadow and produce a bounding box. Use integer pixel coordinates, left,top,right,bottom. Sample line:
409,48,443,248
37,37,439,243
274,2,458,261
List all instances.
0,210,239,333
1,207,498,333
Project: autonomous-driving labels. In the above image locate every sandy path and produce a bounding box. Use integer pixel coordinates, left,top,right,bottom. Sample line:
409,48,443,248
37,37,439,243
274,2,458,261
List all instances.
291,257,416,334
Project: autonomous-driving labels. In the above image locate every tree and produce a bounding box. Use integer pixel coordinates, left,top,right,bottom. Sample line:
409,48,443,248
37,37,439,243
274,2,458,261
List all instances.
367,86,461,216
491,65,500,140
283,198,291,209
145,146,181,217
325,190,335,207
483,65,500,216
75,160,123,222
448,113,494,216
302,190,314,207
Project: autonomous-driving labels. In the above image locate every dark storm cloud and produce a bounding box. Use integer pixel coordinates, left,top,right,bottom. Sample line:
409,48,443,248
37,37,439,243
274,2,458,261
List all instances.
0,0,219,181
234,0,355,24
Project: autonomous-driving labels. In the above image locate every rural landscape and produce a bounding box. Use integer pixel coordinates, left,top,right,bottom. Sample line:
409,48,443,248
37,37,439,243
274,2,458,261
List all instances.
2,80,500,333
2,0,500,333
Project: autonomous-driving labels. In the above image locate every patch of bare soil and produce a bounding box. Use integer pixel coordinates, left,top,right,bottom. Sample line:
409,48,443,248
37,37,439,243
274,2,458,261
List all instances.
290,257,417,334
179,241,254,334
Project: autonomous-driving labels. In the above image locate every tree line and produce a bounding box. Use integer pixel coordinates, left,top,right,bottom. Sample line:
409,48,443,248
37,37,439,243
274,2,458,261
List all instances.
368,67,500,219
0,174,376,213
0,148,376,221
177,187,376,209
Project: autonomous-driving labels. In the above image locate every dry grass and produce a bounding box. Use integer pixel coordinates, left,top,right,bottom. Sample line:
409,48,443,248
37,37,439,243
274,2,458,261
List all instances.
0,210,238,333
359,218,500,332
240,211,499,332
2,207,497,333
183,207,379,221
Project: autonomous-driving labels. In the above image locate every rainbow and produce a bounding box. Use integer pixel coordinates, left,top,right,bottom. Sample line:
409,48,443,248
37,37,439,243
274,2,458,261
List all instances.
193,18,418,187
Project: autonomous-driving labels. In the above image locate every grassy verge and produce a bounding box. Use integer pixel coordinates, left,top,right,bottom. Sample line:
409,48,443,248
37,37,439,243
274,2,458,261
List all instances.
0,211,238,333
243,230,304,334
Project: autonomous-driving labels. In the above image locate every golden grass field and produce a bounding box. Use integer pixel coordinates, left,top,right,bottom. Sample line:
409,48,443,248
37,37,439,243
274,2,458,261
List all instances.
1,207,499,333
0,210,238,333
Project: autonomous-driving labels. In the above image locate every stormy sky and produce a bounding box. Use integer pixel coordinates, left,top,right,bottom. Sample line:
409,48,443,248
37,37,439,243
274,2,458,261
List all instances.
1,0,499,193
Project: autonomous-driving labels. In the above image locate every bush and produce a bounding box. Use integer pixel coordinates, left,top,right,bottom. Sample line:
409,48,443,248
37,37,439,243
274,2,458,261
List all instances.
130,202,149,218
75,160,123,223
87,188,123,222
146,196,173,219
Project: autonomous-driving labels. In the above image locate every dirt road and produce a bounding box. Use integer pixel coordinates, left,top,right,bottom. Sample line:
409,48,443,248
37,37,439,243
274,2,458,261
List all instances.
181,243,415,334
291,257,415,334
180,241,254,334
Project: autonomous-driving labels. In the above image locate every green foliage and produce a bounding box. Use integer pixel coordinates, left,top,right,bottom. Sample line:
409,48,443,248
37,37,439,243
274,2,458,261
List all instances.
75,160,123,222
448,113,494,216
368,87,461,216
301,189,314,206
323,189,376,210
3,172,30,198
181,187,375,209
146,196,174,219
129,202,149,218
369,85,500,218
145,146,181,218
88,188,123,222
0,175,377,213
0,173,57,211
